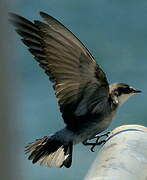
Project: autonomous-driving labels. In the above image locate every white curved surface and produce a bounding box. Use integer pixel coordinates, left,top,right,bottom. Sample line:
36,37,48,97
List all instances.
84,125,147,180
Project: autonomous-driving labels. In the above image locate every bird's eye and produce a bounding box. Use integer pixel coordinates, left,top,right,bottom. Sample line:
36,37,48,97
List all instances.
117,87,124,95
117,87,131,95
124,88,131,94
114,91,119,96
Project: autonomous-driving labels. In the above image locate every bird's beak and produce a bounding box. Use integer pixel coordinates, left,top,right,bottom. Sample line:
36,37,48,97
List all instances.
133,89,141,93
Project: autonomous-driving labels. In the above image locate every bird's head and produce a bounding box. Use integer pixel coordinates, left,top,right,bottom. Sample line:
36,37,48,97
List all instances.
109,83,141,105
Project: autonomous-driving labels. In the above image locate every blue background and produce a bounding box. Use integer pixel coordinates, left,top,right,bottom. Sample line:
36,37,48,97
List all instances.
4,0,147,179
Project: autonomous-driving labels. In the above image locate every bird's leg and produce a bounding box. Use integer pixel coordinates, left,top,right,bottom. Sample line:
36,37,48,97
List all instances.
90,131,111,141
90,131,111,152
83,139,106,152
91,139,106,152
83,131,111,152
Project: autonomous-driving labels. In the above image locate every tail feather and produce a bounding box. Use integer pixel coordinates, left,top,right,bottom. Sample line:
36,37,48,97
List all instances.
25,136,73,168
62,142,73,168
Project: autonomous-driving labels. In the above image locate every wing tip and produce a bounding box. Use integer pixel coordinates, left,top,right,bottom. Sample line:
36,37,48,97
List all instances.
39,11,57,23
39,11,49,19
8,12,17,18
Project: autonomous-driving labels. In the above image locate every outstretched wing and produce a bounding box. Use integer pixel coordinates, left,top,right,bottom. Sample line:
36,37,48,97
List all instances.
9,12,109,126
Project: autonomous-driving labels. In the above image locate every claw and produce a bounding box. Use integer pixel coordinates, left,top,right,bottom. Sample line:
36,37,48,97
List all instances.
91,146,95,152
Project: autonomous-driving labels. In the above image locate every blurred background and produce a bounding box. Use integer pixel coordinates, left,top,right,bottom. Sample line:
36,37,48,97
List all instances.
0,0,147,179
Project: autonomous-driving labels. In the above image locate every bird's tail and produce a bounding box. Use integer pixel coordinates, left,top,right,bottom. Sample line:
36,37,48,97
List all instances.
25,134,73,168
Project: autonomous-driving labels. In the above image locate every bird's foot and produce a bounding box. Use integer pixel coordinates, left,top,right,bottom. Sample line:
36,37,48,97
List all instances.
92,131,111,140
83,139,106,152
83,131,111,152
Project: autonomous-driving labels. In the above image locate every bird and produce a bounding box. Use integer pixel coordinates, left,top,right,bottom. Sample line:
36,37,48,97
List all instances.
9,12,141,168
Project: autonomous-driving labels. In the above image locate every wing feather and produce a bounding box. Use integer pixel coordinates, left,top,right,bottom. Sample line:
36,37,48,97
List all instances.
9,12,109,126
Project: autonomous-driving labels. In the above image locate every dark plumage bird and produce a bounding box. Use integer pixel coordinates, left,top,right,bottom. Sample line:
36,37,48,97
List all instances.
9,12,141,168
